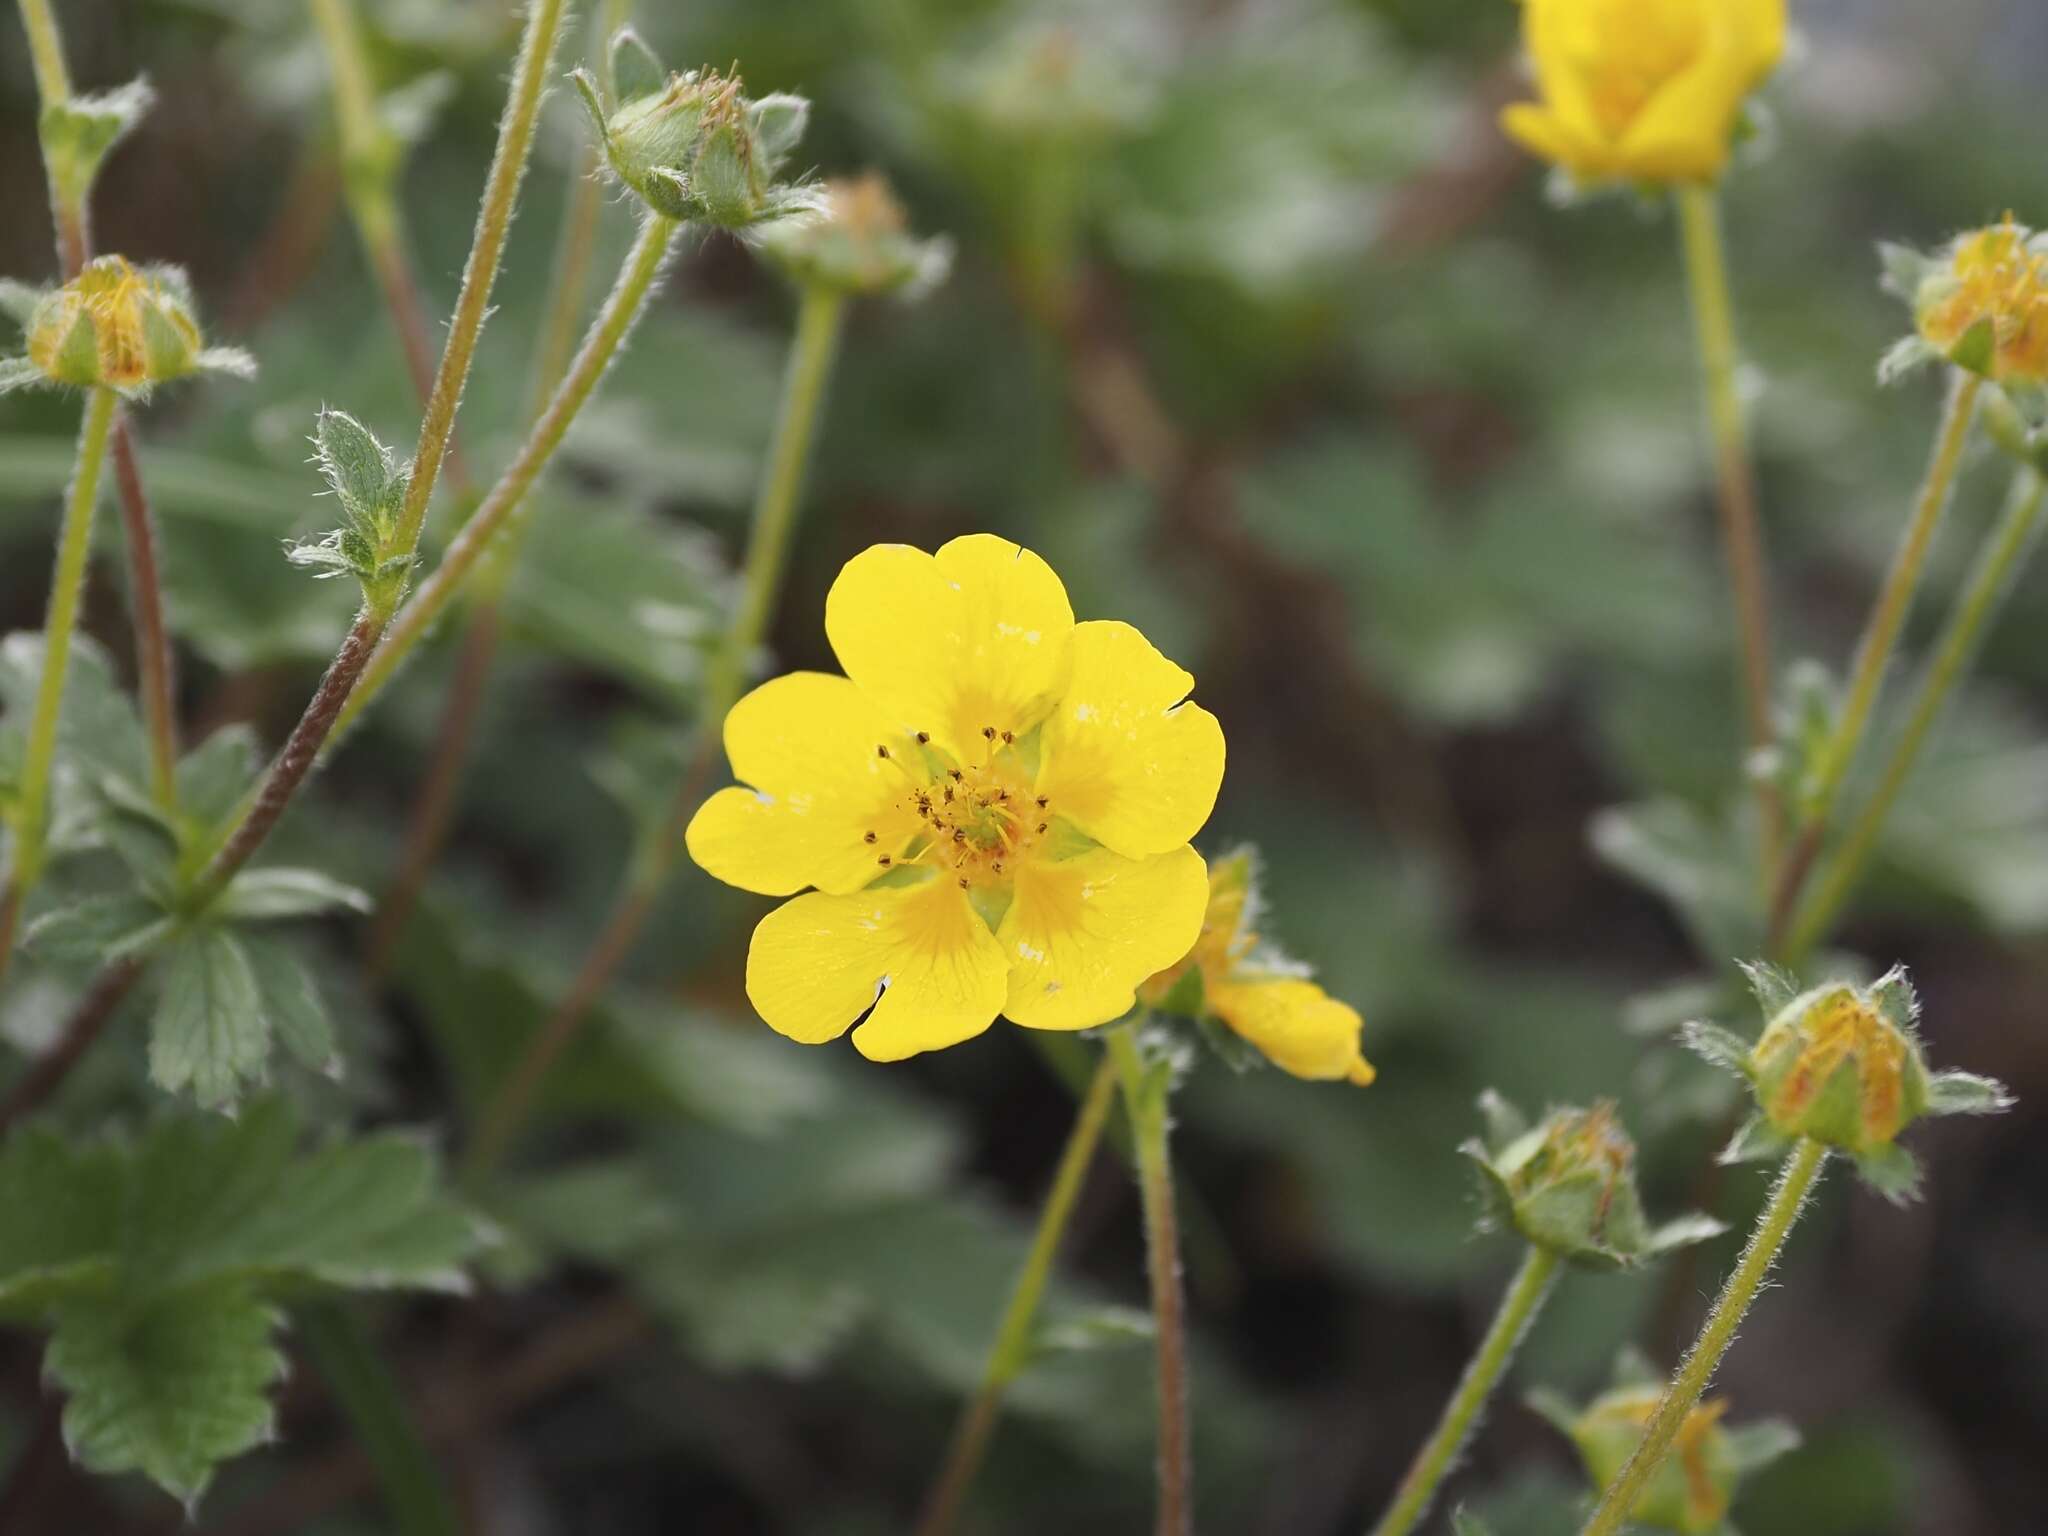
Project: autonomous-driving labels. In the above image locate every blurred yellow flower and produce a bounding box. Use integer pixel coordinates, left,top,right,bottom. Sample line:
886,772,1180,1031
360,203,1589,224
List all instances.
1915,216,2048,385
687,535,1226,1060
1141,851,1373,1086
1499,0,1786,187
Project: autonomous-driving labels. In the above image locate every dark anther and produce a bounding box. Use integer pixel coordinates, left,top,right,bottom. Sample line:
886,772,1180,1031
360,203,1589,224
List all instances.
915,731,930,744
1037,823,1048,834
1001,730,1014,744
982,726,996,740
958,877,969,889
864,831,877,844
877,855,892,866
949,769,964,781
1035,795,1049,807
876,745,890,759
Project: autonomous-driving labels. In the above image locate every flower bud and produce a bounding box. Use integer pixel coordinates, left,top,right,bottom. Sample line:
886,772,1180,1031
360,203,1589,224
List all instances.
752,173,953,300
10,257,251,397
1747,974,1929,1157
1908,216,2048,386
1465,1095,1722,1268
572,44,814,231
1531,1353,1799,1534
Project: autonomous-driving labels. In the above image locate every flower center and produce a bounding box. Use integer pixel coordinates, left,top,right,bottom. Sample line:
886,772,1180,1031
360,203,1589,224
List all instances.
867,727,1052,890
1569,0,1705,141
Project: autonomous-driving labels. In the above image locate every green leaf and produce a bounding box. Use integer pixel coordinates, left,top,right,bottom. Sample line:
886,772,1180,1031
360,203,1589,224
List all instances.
0,1132,123,1316
46,1280,283,1507
217,866,373,922
1451,1510,1498,1536
175,725,261,832
150,926,267,1111
21,893,172,965
241,935,340,1077
1925,1069,2016,1116
311,407,397,529
1589,799,1757,962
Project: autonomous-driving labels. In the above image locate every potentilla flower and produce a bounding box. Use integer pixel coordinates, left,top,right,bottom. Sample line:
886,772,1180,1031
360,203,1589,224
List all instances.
687,535,1225,1060
1139,850,1372,1086
0,256,252,397
1499,0,1786,188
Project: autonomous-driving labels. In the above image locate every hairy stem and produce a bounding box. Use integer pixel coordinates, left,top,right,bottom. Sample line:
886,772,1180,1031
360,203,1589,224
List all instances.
1676,184,1780,878
334,213,680,737
1578,1139,1827,1536
458,279,846,1178
1768,370,1983,947
1786,466,2047,965
1369,1244,1562,1536
915,1052,1121,1536
388,0,566,559
1107,1027,1193,1536
9,385,118,903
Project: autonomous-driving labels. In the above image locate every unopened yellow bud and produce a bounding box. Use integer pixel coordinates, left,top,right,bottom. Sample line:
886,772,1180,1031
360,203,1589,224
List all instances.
753,174,952,300
1749,978,1928,1156
16,257,250,397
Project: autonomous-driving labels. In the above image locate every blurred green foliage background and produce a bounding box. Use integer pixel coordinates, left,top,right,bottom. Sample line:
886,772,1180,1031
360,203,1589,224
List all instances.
3,0,2047,1532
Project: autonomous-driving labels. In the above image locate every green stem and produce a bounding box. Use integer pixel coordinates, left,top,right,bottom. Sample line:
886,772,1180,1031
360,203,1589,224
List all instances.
1107,1026,1192,1536
387,0,566,562
298,1301,462,1536
1578,1139,1827,1536
1368,1244,1562,1536
15,0,69,106
1769,370,1983,945
458,275,845,1180
1676,184,1780,879
333,213,679,740
1786,465,2047,966
915,1052,1120,1536
11,385,117,897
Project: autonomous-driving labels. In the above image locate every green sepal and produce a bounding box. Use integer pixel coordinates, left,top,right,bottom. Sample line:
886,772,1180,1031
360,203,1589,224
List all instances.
1876,333,1940,387
1722,1418,1801,1474
1877,241,1932,302
608,27,666,104
1850,1142,1921,1206
1949,317,1999,378
0,279,46,325
0,356,47,395
1925,1069,2016,1116
1155,963,1206,1019
1680,1019,1756,1079
1717,1112,1790,1166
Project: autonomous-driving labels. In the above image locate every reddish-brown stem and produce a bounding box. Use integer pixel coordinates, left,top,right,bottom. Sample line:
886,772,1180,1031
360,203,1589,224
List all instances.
0,956,145,1133
192,610,386,907
0,882,19,991
110,413,179,805
1765,820,1824,956
364,606,502,979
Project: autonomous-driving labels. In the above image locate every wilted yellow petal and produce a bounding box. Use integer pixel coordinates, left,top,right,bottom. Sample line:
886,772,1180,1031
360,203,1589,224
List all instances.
1034,621,1225,861
685,672,920,896
999,844,1208,1032
825,535,1074,758
1210,977,1374,1085
745,876,1008,1057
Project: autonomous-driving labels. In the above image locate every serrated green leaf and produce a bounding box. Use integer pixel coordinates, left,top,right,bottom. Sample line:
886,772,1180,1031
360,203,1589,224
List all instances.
149,927,268,1111
21,893,172,965
217,866,372,922
175,725,260,832
241,936,339,1077
1925,1069,2016,1116
46,1279,283,1506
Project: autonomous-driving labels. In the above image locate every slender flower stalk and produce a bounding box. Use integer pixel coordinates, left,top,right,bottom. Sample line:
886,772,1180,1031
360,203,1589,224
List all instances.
7,386,118,915
388,0,565,559
1106,1026,1193,1536
915,1054,1121,1536
1786,467,2047,965
1769,371,1984,945
1577,1139,1828,1536
18,0,183,815
461,279,847,1179
1676,184,1780,878
1368,1245,1562,1536
333,212,680,739
366,0,628,975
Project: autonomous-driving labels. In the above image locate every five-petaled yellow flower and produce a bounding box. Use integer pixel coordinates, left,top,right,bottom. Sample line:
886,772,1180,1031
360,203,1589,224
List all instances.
1500,0,1786,187
1140,851,1373,1086
687,535,1226,1060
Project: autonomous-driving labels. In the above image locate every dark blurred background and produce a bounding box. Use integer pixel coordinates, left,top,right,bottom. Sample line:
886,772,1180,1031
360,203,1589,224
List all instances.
4,1,2048,1532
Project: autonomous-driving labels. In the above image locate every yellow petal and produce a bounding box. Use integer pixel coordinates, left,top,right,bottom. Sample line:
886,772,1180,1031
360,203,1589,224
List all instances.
685,672,919,896
1034,621,1225,861
1736,0,1788,85
824,535,1074,759
1521,0,1613,148
745,876,1008,1058
1000,845,1209,1032
1499,103,1612,179
1617,10,1752,182
1210,977,1374,1086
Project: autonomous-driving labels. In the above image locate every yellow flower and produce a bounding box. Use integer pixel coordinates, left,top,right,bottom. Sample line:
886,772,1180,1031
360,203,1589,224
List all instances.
10,255,252,396
1140,851,1373,1086
1499,0,1786,187
1914,217,2048,386
686,535,1226,1060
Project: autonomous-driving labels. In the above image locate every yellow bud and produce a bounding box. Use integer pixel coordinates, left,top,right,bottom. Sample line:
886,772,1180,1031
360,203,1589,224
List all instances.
1499,0,1786,188
19,257,248,396
1914,215,2048,385
752,174,952,300
1571,1388,1735,1533
1748,979,1929,1156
